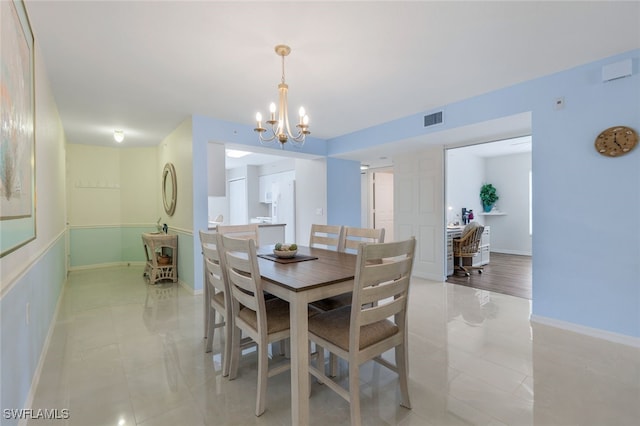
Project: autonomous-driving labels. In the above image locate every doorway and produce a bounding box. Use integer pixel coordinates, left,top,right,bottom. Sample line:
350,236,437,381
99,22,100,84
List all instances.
363,168,394,241
445,137,532,299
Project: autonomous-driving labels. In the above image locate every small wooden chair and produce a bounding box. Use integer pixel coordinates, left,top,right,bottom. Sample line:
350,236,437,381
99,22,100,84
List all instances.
453,223,485,276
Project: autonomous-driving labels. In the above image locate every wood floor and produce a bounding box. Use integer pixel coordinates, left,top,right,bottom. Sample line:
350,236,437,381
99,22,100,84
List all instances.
446,253,532,299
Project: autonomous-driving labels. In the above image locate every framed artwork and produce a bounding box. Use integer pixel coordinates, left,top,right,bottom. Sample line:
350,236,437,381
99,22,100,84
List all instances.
0,0,36,257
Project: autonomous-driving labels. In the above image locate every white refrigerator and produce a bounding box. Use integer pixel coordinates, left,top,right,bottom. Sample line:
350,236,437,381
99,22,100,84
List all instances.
271,179,296,243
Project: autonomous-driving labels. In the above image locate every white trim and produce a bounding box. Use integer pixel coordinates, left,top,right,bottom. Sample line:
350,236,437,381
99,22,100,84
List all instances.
530,314,640,348
66,224,194,236
18,281,67,426
68,223,158,229
413,271,445,282
491,249,532,256
169,226,193,236
178,278,201,295
68,261,146,272
0,230,66,299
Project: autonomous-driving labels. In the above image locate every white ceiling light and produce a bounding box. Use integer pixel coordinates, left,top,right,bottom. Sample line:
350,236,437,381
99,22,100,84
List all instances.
254,45,310,149
113,130,124,143
226,149,251,158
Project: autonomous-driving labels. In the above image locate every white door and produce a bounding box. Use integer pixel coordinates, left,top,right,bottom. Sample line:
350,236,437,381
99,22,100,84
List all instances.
229,178,247,225
394,148,445,281
373,171,394,242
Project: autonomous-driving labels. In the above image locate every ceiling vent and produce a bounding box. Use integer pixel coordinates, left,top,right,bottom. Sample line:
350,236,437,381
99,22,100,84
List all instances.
424,111,443,127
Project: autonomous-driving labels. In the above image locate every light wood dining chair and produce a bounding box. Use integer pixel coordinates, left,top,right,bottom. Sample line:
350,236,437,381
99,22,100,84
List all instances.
309,224,344,251
307,237,416,426
201,235,233,376
340,226,385,254
217,223,259,244
199,230,218,340
312,226,385,313
220,234,304,416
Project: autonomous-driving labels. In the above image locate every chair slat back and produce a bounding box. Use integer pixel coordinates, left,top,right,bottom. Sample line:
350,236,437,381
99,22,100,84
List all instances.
341,226,385,253
199,229,218,246
309,224,344,251
220,235,264,315
202,243,227,295
350,238,416,338
217,224,260,246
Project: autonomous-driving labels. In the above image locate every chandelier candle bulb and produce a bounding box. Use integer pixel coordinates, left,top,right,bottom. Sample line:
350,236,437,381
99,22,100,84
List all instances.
269,103,276,121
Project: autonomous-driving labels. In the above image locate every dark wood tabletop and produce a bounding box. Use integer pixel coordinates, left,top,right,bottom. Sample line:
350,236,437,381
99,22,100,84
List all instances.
256,245,356,292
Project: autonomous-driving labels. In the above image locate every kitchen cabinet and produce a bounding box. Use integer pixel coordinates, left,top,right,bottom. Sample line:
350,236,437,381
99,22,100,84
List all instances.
208,223,285,246
258,224,286,245
259,175,274,203
259,171,295,203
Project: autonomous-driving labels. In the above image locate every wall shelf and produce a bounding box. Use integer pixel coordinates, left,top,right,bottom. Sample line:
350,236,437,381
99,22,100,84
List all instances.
480,211,506,216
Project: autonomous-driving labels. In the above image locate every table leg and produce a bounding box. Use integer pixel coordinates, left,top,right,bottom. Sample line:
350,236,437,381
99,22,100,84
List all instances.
289,294,309,425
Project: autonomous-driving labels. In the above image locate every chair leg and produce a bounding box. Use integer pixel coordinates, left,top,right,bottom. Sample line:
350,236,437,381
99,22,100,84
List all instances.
228,325,241,380
396,343,411,409
255,341,269,416
349,361,361,426
222,313,232,377
315,344,324,385
329,352,339,377
203,275,209,338
205,306,216,353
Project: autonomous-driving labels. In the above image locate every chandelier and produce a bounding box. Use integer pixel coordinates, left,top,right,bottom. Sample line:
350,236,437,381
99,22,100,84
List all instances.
254,45,310,149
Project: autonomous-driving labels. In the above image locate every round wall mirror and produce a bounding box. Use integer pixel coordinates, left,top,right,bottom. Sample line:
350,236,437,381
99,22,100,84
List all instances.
162,163,177,216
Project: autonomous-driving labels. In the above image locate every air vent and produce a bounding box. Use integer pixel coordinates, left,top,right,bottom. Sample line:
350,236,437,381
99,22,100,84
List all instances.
424,111,443,127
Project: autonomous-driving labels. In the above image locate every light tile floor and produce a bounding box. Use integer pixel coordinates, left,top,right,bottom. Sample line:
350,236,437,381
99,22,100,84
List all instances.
28,266,639,425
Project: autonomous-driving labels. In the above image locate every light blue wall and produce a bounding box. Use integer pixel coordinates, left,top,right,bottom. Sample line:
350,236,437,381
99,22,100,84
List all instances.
327,158,361,227
327,49,640,338
176,232,195,289
1,237,66,425
69,226,155,268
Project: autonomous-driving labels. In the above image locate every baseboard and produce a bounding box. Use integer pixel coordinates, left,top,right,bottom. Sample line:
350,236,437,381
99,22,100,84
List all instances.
530,314,640,348
18,283,67,426
412,271,445,282
491,249,532,256
178,279,202,295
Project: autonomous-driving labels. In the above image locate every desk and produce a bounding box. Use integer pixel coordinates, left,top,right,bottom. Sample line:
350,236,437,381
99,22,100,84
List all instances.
256,245,356,425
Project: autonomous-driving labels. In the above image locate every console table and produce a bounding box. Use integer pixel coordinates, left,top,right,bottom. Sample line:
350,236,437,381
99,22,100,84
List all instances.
142,232,178,284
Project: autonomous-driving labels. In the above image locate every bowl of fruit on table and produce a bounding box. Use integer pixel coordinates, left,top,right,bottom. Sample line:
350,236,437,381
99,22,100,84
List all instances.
273,243,298,258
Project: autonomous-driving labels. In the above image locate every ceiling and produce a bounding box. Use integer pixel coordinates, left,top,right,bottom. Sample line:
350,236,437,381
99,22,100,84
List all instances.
24,1,640,167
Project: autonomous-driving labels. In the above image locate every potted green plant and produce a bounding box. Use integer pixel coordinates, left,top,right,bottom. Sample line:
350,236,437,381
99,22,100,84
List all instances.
480,183,499,212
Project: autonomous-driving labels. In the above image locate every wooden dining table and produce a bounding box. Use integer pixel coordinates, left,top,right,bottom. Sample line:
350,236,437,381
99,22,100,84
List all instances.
256,245,357,425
